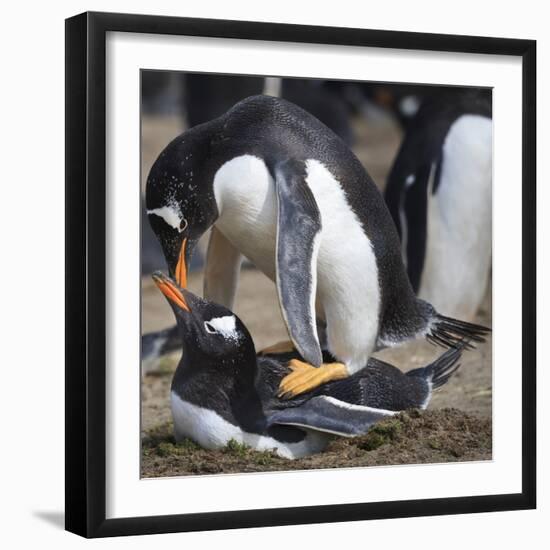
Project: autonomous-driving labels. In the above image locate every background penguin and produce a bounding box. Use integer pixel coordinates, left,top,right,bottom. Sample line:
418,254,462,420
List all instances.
384,89,492,320
184,75,354,142
280,79,354,145
153,271,464,459
146,94,489,398
183,74,266,128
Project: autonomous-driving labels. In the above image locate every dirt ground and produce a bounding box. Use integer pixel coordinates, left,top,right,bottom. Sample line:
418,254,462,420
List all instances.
142,409,492,477
140,110,493,477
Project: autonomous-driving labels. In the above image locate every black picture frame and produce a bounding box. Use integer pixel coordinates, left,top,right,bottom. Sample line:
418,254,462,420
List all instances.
65,11,536,538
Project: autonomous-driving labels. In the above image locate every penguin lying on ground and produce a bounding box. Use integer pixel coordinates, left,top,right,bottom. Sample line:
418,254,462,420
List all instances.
146,95,489,399
152,271,463,459
384,89,492,320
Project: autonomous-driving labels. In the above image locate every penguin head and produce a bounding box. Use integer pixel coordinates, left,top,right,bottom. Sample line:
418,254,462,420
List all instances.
152,271,256,369
146,127,219,287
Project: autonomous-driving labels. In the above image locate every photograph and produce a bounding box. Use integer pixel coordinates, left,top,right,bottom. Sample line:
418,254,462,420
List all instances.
62,9,536,538
139,72,493,478
0,0,543,543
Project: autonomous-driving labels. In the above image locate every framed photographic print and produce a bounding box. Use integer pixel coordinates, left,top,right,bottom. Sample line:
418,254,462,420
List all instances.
65,11,536,538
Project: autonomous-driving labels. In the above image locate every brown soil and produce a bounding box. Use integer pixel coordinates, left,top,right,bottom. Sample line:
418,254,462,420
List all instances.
140,112,493,478
141,409,492,478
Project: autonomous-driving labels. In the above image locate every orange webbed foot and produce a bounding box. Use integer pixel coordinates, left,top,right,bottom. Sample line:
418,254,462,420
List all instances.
277,360,348,399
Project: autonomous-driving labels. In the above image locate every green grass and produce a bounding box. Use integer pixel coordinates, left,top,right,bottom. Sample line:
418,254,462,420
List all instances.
222,439,278,465
224,439,251,457
358,418,404,451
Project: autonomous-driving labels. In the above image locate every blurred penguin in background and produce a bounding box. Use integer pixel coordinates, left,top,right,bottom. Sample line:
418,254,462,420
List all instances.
323,81,431,130
184,74,266,127
280,79,354,145
363,84,432,129
384,88,492,321
184,75,355,145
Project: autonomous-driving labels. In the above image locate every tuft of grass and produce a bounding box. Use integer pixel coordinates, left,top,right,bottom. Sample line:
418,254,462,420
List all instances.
177,438,201,451
144,431,202,458
406,408,422,419
358,418,404,452
372,418,403,439
222,439,279,464
156,442,177,457
142,422,175,449
224,439,251,457
157,438,202,457
253,450,277,466
359,431,386,451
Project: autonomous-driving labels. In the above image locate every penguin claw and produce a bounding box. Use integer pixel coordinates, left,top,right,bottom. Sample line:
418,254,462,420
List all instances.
277,361,348,399
277,391,293,400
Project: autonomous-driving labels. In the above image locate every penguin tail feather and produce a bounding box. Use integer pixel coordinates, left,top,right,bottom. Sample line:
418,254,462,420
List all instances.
430,346,462,389
407,345,463,389
427,314,491,350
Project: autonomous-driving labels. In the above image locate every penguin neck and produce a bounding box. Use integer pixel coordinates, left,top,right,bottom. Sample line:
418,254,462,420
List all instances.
171,342,259,408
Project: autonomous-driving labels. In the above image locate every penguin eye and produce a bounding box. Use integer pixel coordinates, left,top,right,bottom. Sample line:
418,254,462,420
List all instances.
179,218,188,232
204,321,217,334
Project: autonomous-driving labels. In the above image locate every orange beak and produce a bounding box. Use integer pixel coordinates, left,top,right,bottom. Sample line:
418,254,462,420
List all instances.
152,272,190,312
175,238,188,288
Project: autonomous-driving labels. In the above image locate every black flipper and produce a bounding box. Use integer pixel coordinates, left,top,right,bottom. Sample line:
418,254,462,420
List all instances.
274,159,323,367
267,396,395,437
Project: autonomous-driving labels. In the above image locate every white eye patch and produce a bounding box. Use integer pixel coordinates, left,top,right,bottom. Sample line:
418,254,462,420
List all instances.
204,315,240,341
147,205,187,233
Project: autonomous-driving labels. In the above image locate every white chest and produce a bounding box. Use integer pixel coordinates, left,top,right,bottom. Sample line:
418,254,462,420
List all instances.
212,155,381,370
419,114,493,319
170,391,328,459
213,155,278,279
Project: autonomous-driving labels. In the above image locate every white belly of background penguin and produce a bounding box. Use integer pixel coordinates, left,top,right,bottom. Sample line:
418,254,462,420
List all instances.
385,89,493,321
420,115,492,320
146,95,489,398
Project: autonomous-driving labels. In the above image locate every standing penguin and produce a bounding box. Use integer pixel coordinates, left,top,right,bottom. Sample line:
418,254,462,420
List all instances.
146,95,488,398
153,271,463,458
384,89,492,320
